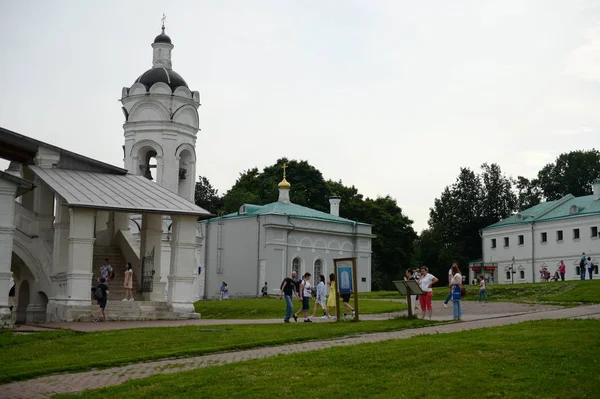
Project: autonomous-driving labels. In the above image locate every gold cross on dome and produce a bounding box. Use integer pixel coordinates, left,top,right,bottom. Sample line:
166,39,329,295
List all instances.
282,163,288,178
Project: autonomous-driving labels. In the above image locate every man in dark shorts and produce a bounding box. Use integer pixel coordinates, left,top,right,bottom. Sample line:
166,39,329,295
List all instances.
92,277,110,322
342,293,355,317
279,271,298,323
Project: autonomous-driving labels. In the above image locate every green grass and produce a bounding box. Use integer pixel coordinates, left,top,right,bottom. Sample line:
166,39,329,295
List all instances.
195,296,406,318
55,319,600,399
445,280,600,304
0,317,433,384
362,280,600,304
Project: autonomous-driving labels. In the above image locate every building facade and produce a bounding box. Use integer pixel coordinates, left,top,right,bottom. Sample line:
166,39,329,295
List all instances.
478,180,600,284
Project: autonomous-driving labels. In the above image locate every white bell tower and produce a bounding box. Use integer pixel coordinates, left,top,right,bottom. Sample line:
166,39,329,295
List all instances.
120,21,200,202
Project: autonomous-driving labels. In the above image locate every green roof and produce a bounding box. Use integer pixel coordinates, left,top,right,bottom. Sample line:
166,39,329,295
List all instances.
208,201,368,225
484,194,600,230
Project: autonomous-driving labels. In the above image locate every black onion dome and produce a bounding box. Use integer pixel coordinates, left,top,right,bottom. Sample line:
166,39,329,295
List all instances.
154,29,172,44
134,68,188,91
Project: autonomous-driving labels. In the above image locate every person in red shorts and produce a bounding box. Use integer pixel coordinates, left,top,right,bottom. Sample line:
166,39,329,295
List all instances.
417,266,438,320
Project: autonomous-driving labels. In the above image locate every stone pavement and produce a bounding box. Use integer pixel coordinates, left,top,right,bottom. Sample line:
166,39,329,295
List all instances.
3,303,600,399
24,300,561,332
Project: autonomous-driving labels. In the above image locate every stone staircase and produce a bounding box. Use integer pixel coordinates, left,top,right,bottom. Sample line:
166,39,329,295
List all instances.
86,245,200,321
92,245,143,301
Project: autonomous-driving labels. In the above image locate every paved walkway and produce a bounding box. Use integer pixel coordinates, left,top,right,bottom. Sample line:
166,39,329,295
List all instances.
18,300,561,332
3,303,600,399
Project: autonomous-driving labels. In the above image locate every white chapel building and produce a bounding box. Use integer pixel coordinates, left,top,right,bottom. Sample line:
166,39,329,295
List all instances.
477,180,600,284
198,170,374,298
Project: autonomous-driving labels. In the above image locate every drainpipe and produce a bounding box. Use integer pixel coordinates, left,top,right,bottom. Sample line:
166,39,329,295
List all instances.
531,222,536,283
256,215,261,296
203,220,210,299
479,229,483,282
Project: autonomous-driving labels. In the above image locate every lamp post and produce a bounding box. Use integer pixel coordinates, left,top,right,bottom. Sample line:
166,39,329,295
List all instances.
511,256,515,285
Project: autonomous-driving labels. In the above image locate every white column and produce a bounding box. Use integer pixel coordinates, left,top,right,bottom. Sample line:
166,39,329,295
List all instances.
65,208,96,302
0,179,18,328
51,197,70,289
167,214,198,314
33,177,55,242
140,213,164,301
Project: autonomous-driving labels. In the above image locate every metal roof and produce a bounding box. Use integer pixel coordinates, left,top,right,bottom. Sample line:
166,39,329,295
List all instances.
0,126,126,174
29,166,212,217
483,194,600,230
211,201,370,226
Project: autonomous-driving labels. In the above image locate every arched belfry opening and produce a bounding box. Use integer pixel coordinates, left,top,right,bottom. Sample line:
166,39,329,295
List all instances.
132,143,163,183
177,148,195,200
144,150,158,181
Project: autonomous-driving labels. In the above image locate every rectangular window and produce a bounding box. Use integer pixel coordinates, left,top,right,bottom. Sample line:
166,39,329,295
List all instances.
518,235,524,245
592,226,598,238
503,237,509,247
491,239,496,248
541,232,547,243
573,228,580,240
557,230,563,241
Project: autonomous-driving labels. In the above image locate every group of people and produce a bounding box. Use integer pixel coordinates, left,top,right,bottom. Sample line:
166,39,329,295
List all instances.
92,258,135,322
279,271,355,323
405,262,491,322
580,253,595,280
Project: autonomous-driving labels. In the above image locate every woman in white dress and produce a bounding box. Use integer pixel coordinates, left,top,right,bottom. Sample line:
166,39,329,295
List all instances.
122,263,134,301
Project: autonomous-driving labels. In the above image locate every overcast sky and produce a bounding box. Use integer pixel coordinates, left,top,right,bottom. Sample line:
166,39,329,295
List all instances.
1,0,599,231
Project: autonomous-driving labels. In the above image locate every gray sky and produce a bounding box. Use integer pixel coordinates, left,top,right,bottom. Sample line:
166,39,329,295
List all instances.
1,0,599,232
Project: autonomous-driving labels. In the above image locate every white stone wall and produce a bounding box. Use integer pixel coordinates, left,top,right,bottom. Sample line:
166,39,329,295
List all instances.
199,214,372,299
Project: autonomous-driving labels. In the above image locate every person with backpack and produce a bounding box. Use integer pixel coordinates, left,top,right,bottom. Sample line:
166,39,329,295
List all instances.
92,277,109,322
580,253,587,280
587,257,594,280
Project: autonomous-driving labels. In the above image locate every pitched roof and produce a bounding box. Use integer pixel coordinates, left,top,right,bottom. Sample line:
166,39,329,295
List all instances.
484,194,600,230
30,166,213,217
210,201,369,225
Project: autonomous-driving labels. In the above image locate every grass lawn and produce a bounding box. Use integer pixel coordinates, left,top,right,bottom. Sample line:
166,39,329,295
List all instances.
0,317,433,384
452,280,600,304
55,319,600,399
195,296,406,319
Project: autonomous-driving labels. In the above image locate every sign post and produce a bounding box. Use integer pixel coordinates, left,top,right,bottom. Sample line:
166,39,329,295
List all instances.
392,280,427,317
334,258,359,321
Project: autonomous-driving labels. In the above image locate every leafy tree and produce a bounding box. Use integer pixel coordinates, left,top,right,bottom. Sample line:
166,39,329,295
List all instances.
194,176,224,214
514,176,541,211
221,159,330,213
426,164,517,271
480,163,517,226
537,149,600,200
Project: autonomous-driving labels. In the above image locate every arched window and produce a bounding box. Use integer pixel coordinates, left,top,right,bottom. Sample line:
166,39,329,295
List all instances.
292,258,301,276
314,259,323,280
519,270,525,279
177,148,194,200
506,271,511,280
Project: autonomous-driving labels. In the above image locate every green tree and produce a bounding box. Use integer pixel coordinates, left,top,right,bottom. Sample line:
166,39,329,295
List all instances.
537,149,600,200
514,176,541,211
222,159,330,213
194,176,224,214
480,163,517,226
427,165,517,271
